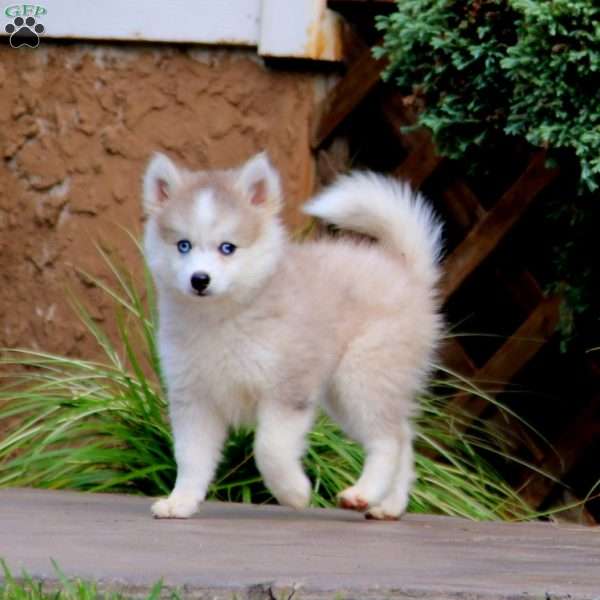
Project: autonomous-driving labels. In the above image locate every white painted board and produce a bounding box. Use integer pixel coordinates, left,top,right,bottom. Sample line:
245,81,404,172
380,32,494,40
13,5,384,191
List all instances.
259,0,343,60
1,0,261,45
0,0,343,60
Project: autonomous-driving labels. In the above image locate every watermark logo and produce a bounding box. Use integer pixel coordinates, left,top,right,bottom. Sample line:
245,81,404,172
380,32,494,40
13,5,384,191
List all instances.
4,5,46,48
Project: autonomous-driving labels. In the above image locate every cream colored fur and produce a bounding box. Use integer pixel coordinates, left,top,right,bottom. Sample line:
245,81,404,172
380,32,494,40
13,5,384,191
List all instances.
143,152,443,520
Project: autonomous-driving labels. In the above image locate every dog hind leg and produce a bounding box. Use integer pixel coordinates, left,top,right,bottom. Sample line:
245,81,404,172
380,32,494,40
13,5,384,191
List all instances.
330,322,418,513
365,422,414,520
337,436,401,511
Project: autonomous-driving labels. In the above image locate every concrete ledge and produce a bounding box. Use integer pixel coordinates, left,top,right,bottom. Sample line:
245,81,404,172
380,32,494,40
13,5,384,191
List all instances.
1,488,599,599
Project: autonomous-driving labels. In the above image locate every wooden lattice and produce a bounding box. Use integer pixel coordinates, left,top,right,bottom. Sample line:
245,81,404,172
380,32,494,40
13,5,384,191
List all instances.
309,1,591,515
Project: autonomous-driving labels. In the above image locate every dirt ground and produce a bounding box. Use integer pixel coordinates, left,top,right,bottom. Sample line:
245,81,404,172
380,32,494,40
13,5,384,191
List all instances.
0,43,321,358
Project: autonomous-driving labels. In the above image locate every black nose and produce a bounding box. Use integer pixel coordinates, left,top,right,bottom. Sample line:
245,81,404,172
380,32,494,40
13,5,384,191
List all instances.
190,272,210,294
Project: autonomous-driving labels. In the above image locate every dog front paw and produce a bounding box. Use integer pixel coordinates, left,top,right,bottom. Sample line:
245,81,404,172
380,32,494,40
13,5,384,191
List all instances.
278,480,312,510
151,494,199,519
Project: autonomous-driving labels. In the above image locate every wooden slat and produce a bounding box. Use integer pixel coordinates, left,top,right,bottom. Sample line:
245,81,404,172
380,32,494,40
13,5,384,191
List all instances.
436,170,542,311
441,152,559,299
381,94,443,188
519,394,600,508
495,268,543,314
380,93,419,144
441,177,486,230
438,337,477,376
393,137,442,189
446,295,561,423
311,44,387,149
316,136,351,187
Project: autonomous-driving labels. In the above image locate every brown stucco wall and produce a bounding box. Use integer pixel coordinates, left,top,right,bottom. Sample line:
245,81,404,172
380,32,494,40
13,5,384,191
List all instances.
0,43,320,358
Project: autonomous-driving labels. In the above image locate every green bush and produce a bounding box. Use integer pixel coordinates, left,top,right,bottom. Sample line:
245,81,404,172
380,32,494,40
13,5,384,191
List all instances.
375,0,600,191
0,243,539,520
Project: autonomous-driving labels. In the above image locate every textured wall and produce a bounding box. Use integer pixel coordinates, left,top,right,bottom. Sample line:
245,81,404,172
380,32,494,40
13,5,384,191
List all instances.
0,44,319,358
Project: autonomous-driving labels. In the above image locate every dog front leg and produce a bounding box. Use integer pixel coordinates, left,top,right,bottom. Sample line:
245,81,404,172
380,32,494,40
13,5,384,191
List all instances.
254,402,315,510
152,398,227,518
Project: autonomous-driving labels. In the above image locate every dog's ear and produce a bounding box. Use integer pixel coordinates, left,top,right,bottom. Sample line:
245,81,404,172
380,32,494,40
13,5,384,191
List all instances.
237,152,282,212
143,153,182,215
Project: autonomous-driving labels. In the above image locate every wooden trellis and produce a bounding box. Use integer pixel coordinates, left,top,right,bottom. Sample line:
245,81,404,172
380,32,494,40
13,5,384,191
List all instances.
310,1,584,514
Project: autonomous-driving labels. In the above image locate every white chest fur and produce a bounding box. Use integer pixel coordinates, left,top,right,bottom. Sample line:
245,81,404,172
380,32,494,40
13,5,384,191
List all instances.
157,304,276,426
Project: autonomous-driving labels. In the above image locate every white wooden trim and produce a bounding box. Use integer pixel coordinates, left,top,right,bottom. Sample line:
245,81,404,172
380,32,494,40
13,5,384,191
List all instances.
1,0,344,60
259,0,343,61
1,0,261,45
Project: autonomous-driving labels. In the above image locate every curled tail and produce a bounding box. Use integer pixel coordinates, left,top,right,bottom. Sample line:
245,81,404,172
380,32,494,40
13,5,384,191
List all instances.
303,172,443,288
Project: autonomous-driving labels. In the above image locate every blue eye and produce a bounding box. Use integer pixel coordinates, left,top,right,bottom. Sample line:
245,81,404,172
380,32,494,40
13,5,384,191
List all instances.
177,240,192,254
218,242,237,256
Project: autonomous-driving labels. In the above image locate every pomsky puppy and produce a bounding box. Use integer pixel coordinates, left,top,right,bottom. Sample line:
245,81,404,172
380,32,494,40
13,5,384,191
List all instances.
143,152,443,520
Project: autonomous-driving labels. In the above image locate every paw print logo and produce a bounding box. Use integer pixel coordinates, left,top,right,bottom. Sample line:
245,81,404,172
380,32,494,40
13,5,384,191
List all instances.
5,16,45,48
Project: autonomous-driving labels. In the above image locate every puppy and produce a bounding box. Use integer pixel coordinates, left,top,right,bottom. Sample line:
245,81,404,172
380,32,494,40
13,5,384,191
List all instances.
143,152,442,520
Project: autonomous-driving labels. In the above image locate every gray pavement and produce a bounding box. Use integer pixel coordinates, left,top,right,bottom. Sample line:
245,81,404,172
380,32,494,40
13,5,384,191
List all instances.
1,488,599,599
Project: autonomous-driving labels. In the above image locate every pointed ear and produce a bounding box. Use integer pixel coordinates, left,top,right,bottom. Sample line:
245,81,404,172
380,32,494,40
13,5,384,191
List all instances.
236,152,282,212
142,153,182,215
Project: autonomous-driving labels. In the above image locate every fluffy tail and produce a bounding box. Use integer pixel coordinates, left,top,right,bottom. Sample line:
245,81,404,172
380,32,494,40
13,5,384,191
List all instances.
303,172,443,287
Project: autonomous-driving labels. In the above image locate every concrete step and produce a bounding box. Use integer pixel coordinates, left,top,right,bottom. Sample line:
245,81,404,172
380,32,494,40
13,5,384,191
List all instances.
1,488,599,599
